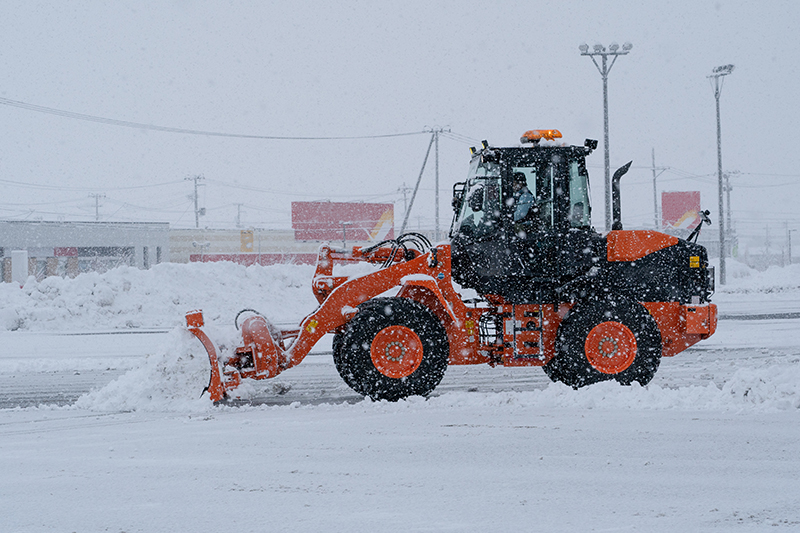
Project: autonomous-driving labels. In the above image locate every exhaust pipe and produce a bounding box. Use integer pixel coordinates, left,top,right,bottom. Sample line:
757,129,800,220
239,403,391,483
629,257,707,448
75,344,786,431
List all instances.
611,161,633,231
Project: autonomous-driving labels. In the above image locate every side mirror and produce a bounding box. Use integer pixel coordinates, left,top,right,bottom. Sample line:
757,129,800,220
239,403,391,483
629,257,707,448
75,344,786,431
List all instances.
451,182,465,212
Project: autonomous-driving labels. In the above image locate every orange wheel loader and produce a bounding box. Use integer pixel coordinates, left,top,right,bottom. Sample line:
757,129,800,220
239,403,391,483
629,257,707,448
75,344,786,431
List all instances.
187,130,717,402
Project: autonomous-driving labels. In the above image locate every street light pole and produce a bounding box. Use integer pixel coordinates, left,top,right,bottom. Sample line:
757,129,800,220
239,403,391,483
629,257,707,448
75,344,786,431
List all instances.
580,42,632,231
708,64,734,285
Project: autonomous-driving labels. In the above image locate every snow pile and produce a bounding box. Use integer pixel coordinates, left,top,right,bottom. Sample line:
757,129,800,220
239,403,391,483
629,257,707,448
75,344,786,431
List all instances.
75,326,237,412
719,257,762,281
716,260,800,294
724,364,800,410
0,261,318,332
425,374,800,413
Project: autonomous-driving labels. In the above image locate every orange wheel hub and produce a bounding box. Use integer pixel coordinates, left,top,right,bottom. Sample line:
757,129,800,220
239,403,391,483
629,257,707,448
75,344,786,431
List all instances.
370,325,424,379
584,321,637,374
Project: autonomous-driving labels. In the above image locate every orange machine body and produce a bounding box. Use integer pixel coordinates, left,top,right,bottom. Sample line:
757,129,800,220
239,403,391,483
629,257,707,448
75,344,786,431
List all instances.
187,243,717,402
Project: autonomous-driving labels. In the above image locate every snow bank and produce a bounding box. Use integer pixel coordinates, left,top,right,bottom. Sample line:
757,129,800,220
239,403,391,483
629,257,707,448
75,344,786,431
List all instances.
0,261,318,332
390,368,800,414
724,364,800,410
715,260,800,295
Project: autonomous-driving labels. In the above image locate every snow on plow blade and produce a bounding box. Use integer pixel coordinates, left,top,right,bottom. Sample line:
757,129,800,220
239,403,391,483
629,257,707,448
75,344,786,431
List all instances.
186,309,284,402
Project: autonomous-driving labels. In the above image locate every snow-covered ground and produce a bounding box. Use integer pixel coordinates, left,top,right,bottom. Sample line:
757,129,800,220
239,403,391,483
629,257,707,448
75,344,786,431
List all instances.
2,259,800,531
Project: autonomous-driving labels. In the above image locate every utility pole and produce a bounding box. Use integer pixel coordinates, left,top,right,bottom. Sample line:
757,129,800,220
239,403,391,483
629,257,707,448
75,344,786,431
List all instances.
400,132,435,235
784,222,790,266
185,174,205,228
579,42,633,231
708,64,734,284
723,171,738,253
765,225,771,265
424,126,450,241
235,203,243,228
398,183,412,216
88,193,105,221
435,129,440,241
650,149,667,230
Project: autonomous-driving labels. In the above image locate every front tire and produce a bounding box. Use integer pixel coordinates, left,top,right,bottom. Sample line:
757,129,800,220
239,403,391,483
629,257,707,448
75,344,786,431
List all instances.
334,297,449,401
545,298,661,388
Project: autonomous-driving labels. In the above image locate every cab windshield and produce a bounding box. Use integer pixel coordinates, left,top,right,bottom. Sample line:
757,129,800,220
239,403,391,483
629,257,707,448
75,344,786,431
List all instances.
453,150,592,238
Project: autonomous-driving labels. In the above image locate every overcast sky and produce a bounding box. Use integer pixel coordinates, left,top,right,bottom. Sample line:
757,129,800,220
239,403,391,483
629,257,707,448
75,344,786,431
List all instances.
1,1,797,251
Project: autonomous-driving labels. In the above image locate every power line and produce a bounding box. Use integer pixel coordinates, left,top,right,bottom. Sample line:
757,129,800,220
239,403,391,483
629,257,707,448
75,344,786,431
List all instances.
440,131,481,145
735,181,799,189
0,96,427,140
738,171,800,177
0,176,185,192
0,196,87,207
204,177,404,200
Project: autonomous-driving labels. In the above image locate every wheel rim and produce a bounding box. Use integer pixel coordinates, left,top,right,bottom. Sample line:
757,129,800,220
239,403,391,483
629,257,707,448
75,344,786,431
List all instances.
370,325,424,379
584,321,637,374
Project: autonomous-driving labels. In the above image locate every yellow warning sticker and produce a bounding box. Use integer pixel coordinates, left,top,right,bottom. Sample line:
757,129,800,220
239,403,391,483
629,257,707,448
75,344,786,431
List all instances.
306,319,319,333
690,256,700,268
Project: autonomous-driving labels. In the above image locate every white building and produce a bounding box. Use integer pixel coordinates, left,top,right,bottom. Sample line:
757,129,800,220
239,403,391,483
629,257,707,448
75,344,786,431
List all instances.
1,221,169,282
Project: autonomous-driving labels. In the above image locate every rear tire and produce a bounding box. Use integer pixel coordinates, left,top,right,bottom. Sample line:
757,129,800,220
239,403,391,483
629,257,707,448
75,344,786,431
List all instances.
545,298,661,388
335,297,449,401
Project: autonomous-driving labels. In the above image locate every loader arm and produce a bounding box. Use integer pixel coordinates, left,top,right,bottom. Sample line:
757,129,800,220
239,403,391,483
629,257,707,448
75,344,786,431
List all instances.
187,245,447,402
285,250,439,369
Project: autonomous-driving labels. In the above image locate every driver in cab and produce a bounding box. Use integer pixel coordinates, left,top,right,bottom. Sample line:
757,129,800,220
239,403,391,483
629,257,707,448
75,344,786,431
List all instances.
512,172,534,221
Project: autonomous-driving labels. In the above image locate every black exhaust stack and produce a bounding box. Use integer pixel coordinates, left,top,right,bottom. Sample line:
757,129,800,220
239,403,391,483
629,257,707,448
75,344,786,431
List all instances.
611,161,633,231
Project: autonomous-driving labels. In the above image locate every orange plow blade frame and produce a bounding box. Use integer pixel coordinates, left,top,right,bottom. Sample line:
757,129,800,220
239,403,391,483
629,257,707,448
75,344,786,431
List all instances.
185,310,238,402
186,310,284,402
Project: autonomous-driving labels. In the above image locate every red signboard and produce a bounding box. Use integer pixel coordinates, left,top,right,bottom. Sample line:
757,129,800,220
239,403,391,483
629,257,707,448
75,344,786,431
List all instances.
292,202,394,241
662,191,701,231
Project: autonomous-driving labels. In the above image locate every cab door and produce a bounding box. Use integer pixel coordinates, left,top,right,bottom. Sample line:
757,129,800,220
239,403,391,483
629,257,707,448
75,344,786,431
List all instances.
506,154,598,301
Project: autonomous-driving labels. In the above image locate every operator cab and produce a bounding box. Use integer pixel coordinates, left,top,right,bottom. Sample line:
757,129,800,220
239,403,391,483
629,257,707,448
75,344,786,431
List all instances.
450,130,602,303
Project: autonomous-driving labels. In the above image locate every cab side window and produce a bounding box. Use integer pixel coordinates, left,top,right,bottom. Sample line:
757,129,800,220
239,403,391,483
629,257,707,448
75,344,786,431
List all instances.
568,160,591,228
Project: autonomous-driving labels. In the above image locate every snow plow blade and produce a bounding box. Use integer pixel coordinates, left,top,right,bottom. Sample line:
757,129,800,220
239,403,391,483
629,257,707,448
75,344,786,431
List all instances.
186,309,286,402
186,310,230,402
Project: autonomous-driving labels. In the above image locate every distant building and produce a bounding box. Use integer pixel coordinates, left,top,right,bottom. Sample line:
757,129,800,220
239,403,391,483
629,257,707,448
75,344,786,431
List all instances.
0,221,169,282
170,228,324,265
171,202,397,266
